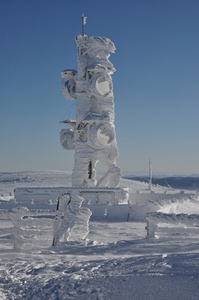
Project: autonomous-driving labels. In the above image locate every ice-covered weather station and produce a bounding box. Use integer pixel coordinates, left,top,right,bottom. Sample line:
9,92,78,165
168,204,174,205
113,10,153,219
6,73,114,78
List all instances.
2,16,197,250
10,16,129,249
60,16,121,189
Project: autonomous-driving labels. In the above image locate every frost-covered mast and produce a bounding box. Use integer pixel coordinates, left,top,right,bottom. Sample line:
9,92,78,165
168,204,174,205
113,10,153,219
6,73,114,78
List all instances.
60,17,121,188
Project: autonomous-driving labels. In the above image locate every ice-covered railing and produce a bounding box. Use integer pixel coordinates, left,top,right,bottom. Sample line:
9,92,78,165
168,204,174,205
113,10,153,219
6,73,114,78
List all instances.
146,212,199,237
0,207,55,249
0,192,92,249
0,209,15,248
14,186,128,205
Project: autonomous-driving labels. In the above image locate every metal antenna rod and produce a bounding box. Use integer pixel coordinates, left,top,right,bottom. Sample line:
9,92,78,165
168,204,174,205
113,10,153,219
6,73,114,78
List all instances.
149,158,152,190
82,14,87,36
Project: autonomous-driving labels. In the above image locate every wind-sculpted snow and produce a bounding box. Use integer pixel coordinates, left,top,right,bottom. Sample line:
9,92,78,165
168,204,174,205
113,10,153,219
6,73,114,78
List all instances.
147,211,199,225
0,251,199,299
0,170,199,299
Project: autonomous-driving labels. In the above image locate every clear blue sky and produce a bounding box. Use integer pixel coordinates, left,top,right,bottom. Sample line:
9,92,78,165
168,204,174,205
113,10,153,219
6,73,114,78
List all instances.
1,0,199,175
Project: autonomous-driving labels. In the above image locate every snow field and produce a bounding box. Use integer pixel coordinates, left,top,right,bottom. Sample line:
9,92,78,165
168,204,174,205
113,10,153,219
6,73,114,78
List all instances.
0,170,199,299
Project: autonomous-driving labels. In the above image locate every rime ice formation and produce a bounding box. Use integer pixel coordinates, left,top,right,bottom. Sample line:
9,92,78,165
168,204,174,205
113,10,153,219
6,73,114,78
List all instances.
60,35,121,187
52,191,92,246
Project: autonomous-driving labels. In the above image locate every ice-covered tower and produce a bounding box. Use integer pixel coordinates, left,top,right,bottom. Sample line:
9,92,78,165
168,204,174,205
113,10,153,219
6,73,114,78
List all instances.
60,34,121,188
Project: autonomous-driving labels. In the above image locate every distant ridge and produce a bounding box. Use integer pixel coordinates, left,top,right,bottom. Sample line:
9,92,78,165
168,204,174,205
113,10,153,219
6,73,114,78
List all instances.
123,175,199,190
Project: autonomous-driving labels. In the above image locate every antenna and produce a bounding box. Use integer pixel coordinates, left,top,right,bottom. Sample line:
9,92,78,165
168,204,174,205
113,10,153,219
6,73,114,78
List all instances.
149,158,152,190
82,14,87,36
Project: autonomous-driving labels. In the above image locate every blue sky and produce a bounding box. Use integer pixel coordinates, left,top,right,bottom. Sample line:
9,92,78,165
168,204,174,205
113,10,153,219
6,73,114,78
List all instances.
1,0,199,175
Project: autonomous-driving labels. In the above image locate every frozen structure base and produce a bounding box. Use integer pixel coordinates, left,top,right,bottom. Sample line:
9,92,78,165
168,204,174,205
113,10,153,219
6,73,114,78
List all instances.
60,35,121,188
11,186,130,248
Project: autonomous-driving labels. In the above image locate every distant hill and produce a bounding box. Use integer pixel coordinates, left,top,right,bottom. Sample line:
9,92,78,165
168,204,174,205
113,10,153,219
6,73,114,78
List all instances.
123,176,199,190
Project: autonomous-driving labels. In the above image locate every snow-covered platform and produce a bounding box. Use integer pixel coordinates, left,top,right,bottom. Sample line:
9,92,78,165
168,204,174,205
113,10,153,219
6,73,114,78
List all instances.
14,186,129,204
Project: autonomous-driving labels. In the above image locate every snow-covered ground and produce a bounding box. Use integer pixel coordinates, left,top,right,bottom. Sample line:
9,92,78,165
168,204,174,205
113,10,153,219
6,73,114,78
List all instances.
0,170,199,300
